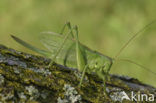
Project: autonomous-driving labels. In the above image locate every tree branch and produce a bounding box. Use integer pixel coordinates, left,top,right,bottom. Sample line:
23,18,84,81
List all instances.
0,44,155,103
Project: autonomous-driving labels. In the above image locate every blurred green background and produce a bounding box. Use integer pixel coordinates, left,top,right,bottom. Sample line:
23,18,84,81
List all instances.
0,0,156,87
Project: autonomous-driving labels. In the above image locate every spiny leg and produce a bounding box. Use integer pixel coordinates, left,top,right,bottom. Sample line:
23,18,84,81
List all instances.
60,21,74,38
73,26,87,87
48,24,75,67
79,65,88,87
103,63,112,96
103,74,108,94
74,26,86,71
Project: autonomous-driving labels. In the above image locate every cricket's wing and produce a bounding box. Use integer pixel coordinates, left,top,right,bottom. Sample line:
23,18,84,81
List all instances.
11,35,51,57
40,32,77,68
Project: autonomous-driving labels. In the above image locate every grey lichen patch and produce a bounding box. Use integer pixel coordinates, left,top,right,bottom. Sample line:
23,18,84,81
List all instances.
0,53,27,68
13,67,20,74
57,84,82,103
0,87,14,103
25,85,39,100
28,67,51,76
17,92,27,103
16,85,42,102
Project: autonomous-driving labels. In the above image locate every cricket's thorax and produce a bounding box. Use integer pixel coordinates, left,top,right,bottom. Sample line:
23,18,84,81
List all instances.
85,50,113,74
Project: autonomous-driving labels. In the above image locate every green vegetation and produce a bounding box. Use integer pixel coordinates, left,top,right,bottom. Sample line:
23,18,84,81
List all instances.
0,0,156,87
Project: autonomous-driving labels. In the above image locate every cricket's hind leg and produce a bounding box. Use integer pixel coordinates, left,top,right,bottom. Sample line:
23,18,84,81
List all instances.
60,21,74,38
48,22,76,67
102,73,113,102
71,26,88,87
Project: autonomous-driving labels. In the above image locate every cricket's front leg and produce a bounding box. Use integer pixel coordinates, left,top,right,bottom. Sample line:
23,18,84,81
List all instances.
102,62,112,97
102,74,113,102
103,75,107,94
103,73,109,96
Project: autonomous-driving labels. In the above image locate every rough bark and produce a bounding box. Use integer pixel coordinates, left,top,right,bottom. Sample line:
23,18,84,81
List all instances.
0,44,155,103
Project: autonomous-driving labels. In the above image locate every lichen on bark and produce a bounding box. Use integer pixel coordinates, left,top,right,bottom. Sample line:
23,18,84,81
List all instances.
0,44,155,103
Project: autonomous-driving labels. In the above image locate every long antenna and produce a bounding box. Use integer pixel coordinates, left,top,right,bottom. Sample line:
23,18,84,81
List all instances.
114,20,156,59
117,58,156,76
